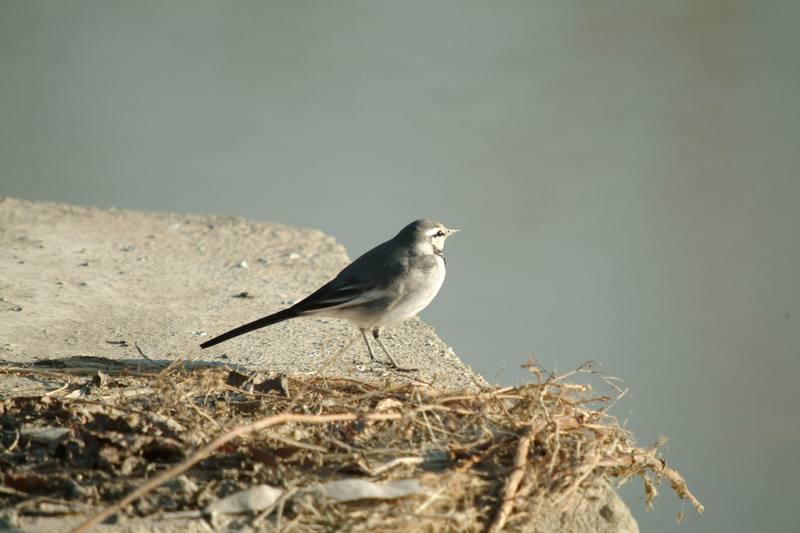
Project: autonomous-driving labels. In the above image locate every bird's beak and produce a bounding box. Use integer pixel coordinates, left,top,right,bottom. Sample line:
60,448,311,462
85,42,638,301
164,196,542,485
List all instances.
447,227,460,235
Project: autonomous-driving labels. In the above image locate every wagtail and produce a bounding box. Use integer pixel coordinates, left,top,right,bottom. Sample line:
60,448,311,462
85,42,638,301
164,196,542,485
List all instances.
200,219,459,369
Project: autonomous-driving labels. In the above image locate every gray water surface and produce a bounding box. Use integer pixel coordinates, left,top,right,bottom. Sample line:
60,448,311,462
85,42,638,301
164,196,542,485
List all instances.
2,2,798,531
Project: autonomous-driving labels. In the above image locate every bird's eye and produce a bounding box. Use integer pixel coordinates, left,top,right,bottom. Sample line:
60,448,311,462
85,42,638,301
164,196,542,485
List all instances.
434,230,445,238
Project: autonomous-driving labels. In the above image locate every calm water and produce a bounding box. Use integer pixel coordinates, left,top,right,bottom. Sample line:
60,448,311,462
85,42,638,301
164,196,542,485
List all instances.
2,2,798,531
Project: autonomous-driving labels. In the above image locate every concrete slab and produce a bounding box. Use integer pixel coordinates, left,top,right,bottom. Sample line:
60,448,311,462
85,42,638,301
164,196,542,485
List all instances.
0,197,484,390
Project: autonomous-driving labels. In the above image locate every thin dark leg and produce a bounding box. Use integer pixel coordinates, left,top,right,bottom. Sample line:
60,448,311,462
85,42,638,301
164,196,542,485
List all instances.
360,328,377,360
372,329,417,371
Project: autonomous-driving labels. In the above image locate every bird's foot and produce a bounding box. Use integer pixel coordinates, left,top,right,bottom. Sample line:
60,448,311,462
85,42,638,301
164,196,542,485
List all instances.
382,361,418,373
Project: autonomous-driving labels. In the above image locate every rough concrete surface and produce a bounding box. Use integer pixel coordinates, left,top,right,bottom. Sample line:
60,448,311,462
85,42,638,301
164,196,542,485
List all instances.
0,197,637,532
0,197,482,390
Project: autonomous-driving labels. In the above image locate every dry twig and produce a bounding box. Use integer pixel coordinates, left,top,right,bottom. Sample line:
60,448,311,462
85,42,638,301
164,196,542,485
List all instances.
488,421,540,533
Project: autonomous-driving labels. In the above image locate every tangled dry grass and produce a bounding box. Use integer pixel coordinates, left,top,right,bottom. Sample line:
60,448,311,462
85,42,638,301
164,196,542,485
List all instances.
1,356,702,532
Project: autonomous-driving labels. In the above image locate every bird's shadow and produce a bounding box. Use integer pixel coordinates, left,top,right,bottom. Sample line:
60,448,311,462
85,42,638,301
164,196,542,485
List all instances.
0,354,247,378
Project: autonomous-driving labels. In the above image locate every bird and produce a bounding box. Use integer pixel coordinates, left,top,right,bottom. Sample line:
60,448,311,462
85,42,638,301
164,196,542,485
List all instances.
200,219,459,370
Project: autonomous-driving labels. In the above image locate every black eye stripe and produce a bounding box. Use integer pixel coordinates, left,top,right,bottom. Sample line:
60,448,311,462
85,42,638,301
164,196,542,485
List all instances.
434,230,445,238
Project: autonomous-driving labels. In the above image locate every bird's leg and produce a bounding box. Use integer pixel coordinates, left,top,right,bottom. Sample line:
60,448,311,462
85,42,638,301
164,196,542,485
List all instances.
372,329,418,372
360,328,377,361
371,328,398,366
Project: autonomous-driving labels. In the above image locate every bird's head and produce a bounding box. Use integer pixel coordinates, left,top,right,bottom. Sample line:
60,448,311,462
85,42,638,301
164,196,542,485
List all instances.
402,219,460,253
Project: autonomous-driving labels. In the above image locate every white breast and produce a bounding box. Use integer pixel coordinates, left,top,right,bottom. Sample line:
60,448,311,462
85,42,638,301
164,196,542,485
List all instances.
373,254,446,327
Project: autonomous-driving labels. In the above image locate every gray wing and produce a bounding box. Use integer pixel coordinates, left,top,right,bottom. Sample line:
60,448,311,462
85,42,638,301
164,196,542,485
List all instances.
292,239,410,314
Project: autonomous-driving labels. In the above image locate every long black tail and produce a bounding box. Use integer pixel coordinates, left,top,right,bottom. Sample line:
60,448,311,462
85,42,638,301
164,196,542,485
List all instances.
199,307,300,349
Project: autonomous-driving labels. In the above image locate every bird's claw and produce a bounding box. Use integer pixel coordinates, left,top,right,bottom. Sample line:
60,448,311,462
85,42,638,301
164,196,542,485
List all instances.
383,362,418,373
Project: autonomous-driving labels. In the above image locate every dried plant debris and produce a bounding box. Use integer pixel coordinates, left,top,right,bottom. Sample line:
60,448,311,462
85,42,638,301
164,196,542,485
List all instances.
0,357,702,532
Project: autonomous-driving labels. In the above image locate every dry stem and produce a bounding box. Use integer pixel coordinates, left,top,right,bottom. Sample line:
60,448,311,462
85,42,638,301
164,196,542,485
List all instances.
488,421,539,533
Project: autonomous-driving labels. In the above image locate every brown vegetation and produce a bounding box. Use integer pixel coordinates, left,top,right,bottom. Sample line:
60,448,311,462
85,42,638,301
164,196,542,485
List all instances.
0,357,702,532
